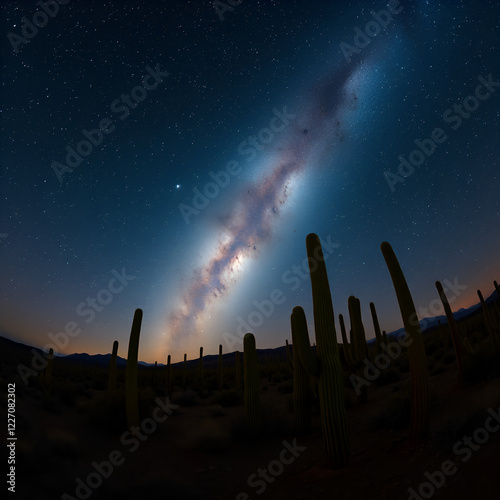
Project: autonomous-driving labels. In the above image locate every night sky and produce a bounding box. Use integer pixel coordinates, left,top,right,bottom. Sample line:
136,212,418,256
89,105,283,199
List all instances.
1,0,499,364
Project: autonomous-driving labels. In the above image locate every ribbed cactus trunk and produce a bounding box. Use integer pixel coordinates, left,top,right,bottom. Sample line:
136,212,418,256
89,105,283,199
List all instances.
44,348,54,394
126,308,143,429
478,289,500,346
290,310,311,434
235,350,242,392
436,281,466,382
285,339,294,371
243,333,261,430
166,355,172,397
382,331,388,345
381,242,429,439
348,296,368,403
369,302,383,355
198,347,204,392
293,233,349,467
218,344,223,391
108,340,119,392
153,361,157,388
339,314,355,369
182,353,187,391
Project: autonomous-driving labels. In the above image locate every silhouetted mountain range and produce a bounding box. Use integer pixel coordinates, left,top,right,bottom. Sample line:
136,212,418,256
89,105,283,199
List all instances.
1,289,497,366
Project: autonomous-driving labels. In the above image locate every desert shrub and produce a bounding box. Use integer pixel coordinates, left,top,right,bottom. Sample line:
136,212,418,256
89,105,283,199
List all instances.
211,389,242,407
432,348,445,360
375,367,401,387
57,381,78,407
442,351,455,365
396,356,410,373
425,338,441,356
85,390,126,433
172,390,200,407
277,380,293,394
370,393,410,430
464,343,500,383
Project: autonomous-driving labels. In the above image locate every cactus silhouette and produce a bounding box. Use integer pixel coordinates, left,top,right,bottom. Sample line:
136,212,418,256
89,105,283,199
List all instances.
183,353,187,391
152,361,158,388
166,355,173,396
243,333,261,430
381,242,429,439
382,331,388,345
369,302,383,355
293,233,349,466
218,344,223,391
478,289,500,346
285,339,294,371
435,281,466,382
339,313,356,369
108,340,119,392
126,308,142,429
198,347,204,392
290,310,312,434
235,350,242,392
347,296,369,403
44,348,54,394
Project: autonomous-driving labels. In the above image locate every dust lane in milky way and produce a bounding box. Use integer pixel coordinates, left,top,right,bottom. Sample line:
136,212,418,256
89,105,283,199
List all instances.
165,54,368,353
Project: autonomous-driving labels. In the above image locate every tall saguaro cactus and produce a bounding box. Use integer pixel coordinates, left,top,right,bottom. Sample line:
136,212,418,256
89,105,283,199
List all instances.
108,340,119,392
347,296,369,403
243,333,261,430
290,310,312,434
235,350,242,392
369,302,383,354
435,281,466,382
198,347,204,392
381,242,429,439
218,344,223,391
478,289,500,346
166,355,172,396
44,348,54,394
126,308,143,429
293,233,349,466
183,353,187,391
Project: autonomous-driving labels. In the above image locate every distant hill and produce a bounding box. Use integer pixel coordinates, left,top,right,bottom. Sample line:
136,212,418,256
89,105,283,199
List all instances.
1,288,497,366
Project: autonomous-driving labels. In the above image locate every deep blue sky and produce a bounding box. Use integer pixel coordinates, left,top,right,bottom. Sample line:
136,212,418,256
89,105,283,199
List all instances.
1,0,499,363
